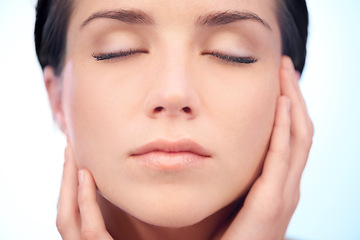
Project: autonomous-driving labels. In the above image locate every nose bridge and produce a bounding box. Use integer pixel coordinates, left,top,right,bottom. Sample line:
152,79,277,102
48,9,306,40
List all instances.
160,46,189,96
144,42,200,119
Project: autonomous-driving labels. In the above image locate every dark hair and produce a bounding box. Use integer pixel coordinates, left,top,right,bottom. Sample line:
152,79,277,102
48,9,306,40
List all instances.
277,0,309,74
34,0,309,76
35,0,72,76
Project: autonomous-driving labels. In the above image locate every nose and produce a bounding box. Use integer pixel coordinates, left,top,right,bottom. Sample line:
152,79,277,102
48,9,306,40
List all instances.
144,55,200,120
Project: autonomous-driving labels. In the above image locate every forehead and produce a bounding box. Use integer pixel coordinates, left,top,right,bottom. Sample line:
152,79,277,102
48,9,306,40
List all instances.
66,0,282,59
70,0,279,29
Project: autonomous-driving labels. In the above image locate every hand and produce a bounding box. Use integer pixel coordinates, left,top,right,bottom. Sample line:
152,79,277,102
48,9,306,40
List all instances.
220,56,314,240
56,143,113,240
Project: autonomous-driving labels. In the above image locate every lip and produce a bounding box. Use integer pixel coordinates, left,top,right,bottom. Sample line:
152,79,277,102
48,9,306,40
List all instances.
129,139,211,170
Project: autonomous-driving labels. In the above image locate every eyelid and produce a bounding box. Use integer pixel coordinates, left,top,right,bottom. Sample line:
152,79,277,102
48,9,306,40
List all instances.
92,48,148,61
92,48,257,64
202,51,258,64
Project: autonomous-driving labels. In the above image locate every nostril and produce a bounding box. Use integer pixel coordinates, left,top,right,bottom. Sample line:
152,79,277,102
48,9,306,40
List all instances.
152,106,192,115
154,106,163,113
183,107,191,113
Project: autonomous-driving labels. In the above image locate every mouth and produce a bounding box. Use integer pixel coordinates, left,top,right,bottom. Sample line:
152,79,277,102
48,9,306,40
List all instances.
129,139,211,171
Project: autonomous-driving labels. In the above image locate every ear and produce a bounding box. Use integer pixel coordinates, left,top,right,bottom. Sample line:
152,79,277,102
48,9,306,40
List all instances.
43,66,68,134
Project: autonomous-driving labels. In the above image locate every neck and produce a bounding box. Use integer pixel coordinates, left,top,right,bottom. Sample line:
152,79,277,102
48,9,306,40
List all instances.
97,193,243,240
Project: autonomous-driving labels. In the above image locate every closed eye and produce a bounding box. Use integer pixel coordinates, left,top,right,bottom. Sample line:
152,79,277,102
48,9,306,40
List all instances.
202,51,258,64
92,49,257,64
92,49,148,61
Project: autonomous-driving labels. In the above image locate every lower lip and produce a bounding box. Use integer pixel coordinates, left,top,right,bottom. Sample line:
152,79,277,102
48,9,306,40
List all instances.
131,151,207,170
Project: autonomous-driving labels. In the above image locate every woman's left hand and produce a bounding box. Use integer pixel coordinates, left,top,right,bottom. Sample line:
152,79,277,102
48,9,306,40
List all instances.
219,56,314,240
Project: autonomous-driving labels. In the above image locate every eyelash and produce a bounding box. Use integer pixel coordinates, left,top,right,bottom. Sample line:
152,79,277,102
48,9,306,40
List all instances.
92,49,258,65
202,51,258,64
92,49,148,61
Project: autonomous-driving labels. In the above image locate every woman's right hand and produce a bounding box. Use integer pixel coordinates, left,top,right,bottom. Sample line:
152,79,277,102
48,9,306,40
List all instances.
56,143,113,240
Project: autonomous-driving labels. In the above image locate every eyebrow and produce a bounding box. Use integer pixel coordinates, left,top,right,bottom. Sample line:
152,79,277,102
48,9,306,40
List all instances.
81,9,155,28
81,9,271,31
196,10,272,30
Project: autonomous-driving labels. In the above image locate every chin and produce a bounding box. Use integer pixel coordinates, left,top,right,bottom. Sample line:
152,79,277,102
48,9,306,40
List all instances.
133,204,211,228
108,189,226,228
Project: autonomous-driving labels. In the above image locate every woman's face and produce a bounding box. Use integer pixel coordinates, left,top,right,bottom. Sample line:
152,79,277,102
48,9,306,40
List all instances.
59,0,282,227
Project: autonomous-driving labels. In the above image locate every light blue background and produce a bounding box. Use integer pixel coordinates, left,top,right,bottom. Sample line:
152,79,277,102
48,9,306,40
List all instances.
0,0,359,239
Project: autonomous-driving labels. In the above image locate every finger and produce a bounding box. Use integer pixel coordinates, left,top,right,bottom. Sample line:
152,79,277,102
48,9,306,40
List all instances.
78,169,113,240
280,57,313,186
291,70,314,134
281,57,308,125
291,68,313,132
56,144,81,239
260,96,291,193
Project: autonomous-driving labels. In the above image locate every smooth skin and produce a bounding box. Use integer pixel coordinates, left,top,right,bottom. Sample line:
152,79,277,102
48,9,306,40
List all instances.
55,56,313,240
50,1,284,233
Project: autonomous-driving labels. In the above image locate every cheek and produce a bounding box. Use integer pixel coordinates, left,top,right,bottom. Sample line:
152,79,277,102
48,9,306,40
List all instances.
204,68,279,195
205,65,279,142
61,63,138,170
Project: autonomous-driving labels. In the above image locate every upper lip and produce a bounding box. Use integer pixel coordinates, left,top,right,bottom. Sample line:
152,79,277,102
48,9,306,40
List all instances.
130,139,211,157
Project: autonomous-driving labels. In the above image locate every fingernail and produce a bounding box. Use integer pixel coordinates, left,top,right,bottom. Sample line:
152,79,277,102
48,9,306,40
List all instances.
288,58,295,71
64,146,69,163
286,98,291,111
283,57,295,72
78,170,84,184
